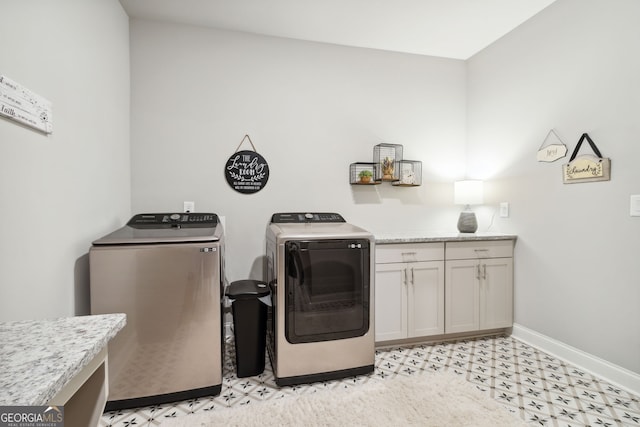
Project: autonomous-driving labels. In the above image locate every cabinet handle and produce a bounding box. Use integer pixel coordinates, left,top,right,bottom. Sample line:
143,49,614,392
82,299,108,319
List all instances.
474,249,489,259
401,251,417,262
404,268,408,285
476,264,487,280
410,267,414,285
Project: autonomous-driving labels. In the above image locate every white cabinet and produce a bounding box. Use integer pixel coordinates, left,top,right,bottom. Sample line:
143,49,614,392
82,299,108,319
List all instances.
445,240,514,334
375,243,445,342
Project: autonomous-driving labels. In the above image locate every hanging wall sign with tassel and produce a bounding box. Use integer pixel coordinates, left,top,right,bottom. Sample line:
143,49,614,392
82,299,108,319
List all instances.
225,134,270,194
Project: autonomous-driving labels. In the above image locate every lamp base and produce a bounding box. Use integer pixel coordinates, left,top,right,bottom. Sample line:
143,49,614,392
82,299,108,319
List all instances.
457,211,478,233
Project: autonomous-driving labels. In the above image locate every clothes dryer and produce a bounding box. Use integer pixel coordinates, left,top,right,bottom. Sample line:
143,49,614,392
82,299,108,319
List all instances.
265,212,374,386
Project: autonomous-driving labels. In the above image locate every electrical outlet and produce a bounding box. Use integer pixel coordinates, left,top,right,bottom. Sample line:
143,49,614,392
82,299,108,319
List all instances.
183,201,195,213
631,195,640,217
500,202,509,218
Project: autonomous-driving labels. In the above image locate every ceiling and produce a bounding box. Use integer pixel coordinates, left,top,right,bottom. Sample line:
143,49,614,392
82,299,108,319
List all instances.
118,0,557,60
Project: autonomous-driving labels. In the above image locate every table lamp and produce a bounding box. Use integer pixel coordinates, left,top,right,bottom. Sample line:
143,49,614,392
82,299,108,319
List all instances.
454,180,484,233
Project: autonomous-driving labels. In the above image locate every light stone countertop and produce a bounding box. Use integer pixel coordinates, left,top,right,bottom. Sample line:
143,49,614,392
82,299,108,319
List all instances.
375,232,517,244
0,313,126,405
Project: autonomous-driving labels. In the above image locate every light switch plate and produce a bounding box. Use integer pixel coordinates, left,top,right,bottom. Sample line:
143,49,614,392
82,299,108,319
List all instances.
631,195,640,217
500,202,509,218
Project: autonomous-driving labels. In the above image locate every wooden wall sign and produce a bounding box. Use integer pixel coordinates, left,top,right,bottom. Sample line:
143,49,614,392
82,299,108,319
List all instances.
225,135,270,194
563,133,611,184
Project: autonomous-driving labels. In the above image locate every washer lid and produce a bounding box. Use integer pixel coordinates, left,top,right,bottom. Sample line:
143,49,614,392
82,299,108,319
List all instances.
92,212,222,245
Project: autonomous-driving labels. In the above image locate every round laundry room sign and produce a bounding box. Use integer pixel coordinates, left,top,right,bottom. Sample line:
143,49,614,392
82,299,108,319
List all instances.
225,135,270,194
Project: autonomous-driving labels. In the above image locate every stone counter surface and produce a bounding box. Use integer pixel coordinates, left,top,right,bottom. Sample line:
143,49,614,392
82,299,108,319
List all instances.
0,313,126,406
375,232,517,244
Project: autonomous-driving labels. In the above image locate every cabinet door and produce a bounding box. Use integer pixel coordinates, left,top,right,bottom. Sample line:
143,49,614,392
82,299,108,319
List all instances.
374,263,407,341
408,261,445,337
480,258,513,329
445,259,480,333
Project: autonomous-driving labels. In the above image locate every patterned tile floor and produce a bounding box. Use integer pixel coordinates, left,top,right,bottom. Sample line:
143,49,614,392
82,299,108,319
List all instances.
100,335,640,426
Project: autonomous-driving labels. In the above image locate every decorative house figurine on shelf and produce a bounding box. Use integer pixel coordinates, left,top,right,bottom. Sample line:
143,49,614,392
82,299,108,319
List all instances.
393,160,422,186
350,163,380,185
373,143,403,182
402,171,415,184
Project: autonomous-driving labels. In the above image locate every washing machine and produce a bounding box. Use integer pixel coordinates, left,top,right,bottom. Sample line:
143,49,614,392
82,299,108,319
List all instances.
265,212,375,386
90,212,225,411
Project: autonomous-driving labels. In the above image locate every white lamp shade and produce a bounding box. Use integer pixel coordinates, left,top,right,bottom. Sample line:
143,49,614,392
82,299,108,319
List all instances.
454,180,484,206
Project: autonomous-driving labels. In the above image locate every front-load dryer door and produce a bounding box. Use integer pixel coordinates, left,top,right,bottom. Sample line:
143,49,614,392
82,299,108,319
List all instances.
284,239,370,343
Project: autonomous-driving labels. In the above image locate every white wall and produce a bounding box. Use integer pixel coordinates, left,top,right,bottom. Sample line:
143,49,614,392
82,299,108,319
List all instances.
467,0,640,374
0,1,131,321
6,0,634,384
129,21,467,281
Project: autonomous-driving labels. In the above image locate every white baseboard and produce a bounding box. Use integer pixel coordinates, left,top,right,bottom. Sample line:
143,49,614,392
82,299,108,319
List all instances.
512,323,640,396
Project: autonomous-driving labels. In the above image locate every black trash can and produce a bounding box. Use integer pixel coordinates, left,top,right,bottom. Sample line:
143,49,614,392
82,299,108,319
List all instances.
227,280,270,378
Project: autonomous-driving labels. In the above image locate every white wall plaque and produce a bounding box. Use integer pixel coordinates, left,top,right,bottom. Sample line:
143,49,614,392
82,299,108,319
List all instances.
537,129,567,162
0,74,53,134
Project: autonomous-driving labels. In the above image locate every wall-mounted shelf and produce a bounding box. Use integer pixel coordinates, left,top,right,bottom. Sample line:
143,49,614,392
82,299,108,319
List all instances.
374,143,403,182
350,162,381,185
392,160,422,186
350,143,421,187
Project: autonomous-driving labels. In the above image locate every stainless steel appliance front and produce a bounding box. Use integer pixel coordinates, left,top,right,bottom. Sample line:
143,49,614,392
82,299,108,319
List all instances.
266,213,375,386
90,213,225,410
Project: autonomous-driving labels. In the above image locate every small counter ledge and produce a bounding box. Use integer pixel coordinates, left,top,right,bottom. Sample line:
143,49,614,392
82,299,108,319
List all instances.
375,232,517,244
0,313,125,419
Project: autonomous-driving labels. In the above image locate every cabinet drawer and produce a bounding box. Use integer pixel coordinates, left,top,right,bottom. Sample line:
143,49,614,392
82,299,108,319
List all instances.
376,242,444,263
445,240,513,260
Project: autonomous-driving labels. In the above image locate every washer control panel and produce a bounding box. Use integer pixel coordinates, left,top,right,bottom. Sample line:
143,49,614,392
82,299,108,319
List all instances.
127,213,218,228
271,212,345,223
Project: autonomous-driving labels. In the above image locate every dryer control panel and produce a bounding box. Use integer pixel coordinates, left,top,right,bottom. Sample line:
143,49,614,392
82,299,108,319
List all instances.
271,212,346,223
127,213,218,228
